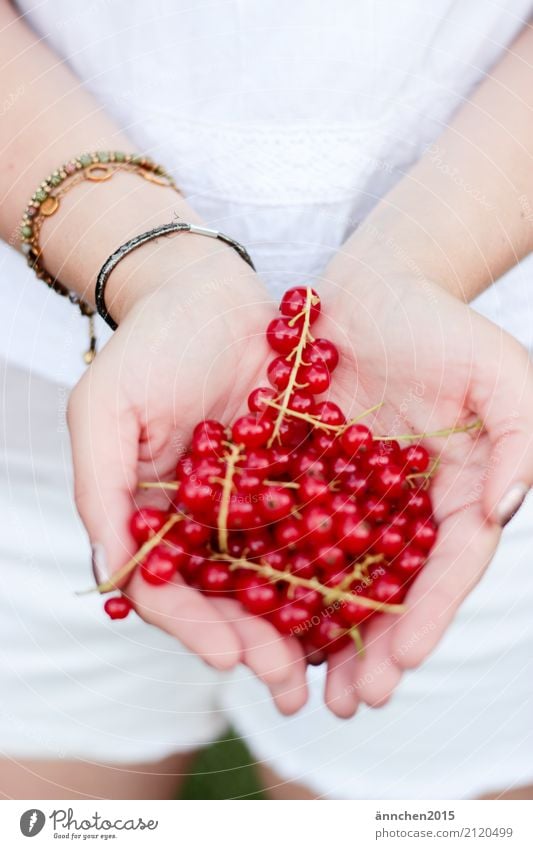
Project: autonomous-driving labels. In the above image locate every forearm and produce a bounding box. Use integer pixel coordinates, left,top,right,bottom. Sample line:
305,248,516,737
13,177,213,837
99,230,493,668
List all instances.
0,3,247,323
332,22,533,302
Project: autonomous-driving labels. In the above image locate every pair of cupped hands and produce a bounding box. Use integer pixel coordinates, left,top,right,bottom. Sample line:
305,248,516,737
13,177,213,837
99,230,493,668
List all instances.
68,240,533,718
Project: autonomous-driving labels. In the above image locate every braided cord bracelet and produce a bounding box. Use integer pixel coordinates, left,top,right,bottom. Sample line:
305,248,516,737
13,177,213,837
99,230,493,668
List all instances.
95,221,256,331
19,151,179,363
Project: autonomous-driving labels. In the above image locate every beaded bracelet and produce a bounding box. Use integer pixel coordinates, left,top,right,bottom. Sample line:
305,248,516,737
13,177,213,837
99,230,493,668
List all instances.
19,151,179,363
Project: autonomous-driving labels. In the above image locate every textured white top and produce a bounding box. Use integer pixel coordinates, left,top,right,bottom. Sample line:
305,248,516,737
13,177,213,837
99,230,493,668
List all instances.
4,0,533,385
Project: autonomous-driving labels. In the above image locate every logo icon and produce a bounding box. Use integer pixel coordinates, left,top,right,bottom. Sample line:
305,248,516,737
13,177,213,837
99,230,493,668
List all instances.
20,810,46,837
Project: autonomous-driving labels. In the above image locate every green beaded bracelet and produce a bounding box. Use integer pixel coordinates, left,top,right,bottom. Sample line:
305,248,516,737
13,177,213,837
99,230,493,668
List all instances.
19,151,180,363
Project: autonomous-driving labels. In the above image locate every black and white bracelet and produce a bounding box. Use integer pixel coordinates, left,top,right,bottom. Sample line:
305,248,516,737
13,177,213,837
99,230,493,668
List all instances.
95,221,256,331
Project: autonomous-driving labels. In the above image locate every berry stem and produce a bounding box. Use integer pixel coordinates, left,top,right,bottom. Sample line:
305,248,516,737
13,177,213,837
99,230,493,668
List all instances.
268,286,317,446
81,513,183,595
376,419,483,442
215,553,403,613
217,443,243,553
139,481,180,491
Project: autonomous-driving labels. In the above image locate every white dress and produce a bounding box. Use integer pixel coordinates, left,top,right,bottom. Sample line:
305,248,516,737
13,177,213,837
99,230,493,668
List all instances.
1,0,532,797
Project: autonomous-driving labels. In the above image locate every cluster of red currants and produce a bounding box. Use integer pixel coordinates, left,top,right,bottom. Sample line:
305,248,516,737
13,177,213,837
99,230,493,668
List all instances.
103,287,438,663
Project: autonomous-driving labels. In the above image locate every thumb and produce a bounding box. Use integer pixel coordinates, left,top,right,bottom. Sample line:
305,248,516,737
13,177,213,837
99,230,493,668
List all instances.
474,337,533,526
67,366,140,580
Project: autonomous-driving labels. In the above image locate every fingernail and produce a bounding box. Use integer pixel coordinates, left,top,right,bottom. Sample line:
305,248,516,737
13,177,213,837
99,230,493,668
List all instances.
91,542,109,585
495,482,529,526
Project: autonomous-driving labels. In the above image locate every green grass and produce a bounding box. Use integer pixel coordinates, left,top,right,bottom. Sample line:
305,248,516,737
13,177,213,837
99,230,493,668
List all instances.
181,730,266,800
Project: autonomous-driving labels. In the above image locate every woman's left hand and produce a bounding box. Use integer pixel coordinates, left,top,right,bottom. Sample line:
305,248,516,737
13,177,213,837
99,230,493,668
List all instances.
318,266,533,718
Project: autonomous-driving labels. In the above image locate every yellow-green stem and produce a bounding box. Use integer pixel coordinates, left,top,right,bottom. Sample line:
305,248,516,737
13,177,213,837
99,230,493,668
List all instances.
268,287,317,446
217,443,242,553
81,513,182,595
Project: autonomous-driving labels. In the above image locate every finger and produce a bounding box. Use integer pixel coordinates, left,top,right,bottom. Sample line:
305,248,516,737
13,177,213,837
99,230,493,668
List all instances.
325,643,360,718
67,365,139,577
391,506,499,669
129,571,242,670
354,615,403,707
267,639,309,715
472,340,533,524
212,598,299,687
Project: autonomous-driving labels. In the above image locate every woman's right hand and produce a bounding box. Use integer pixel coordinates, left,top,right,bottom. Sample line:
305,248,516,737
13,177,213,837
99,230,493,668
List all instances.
67,245,308,715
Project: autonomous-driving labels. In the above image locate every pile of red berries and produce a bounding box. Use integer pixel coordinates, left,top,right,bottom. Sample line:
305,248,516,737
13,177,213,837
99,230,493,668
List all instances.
102,287,438,663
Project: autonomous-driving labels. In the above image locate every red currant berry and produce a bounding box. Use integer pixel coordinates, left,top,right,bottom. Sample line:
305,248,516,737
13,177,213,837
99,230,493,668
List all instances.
232,414,273,449
331,493,359,518
289,584,323,614
299,474,330,505
404,488,433,518
316,544,347,574
248,386,278,414
337,515,373,556
340,424,372,456
180,477,218,513
140,545,181,585
308,615,350,653
180,551,208,586
314,401,345,427
338,596,375,627
310,430,339,458
235,572,278,615
262,550,288,571
372,464,406,499
174,518,211,548
290,552,315,579
198,560,234,595
288,391,316,415
129,508,167,545
260,486,295,522
191,420,226,457
393,546,426,578
243,529,272,559
235,469,264,496
302,506,334,546
266,317,301,354
241,448,272,474
277,417,310,448
401,444,430,473
267,356,292,390
268,446,292,476
362,494,390,524
292,452,327,479
299,362,331,395
373,525,405,559
274,516,303,548
104,595,132,620
371,573,406,605
306,338,339,371
280,286,321,324
226,497,257,530
409,518,438,552
270,603,311,635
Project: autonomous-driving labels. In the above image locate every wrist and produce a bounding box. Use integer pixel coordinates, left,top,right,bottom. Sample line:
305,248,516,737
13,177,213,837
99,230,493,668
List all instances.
110,229,260,325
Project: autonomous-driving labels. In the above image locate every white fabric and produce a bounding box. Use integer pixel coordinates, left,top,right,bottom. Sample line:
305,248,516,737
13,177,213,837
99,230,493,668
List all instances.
4,0,533,382
0,0,531,795
0,359,227,762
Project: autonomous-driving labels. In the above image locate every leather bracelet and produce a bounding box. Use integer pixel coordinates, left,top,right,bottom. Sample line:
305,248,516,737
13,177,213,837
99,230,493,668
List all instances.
94,221,256,331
